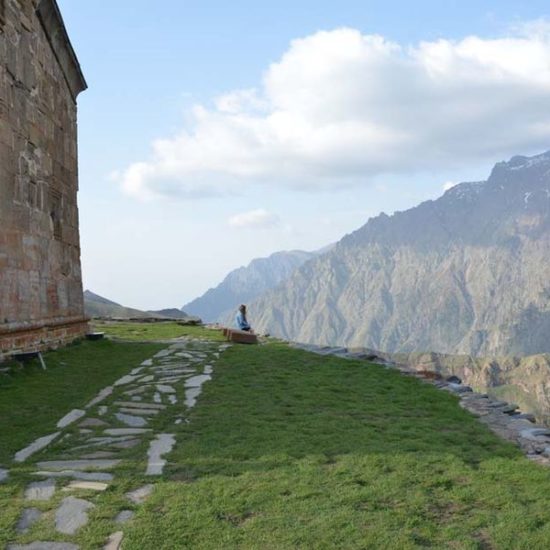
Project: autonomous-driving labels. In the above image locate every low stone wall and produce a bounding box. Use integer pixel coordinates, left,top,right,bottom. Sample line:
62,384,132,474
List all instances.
292,342,550,467
0,318,89,362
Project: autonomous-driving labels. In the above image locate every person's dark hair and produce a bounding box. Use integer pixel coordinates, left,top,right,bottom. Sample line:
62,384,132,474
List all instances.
239,304,246,313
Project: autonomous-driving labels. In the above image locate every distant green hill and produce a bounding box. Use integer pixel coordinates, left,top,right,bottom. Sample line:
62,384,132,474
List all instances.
84,290,194,320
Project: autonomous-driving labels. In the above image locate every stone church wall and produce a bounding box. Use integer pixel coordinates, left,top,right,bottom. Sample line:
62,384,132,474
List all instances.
0,0,88,360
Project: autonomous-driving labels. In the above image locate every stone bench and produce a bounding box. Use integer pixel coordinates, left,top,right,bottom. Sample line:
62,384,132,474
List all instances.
221,328,258,344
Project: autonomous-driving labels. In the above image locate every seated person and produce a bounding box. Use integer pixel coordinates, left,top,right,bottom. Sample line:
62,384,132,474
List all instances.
235,304,252,332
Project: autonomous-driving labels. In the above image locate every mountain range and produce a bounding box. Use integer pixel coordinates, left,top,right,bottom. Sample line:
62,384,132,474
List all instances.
246,150,550,356
182,250,317,322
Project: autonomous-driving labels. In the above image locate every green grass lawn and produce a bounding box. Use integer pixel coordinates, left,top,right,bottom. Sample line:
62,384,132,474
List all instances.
119,343,550,549
92,320,225,342
0,339,163,465
2,335,550,549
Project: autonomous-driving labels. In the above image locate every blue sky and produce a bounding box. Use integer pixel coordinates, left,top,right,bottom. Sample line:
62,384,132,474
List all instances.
57,1,550,309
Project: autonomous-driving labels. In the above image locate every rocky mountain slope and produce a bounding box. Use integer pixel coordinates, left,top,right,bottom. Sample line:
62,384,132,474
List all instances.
84,290,192,320
384,350,550,425
182,250,316,322
251,151,550,356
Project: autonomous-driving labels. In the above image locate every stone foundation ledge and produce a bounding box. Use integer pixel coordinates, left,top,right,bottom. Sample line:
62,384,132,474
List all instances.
291,342,550,467
0,318,89,362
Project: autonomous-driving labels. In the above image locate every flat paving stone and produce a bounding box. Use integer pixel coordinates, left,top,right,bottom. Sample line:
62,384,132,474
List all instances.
104,428,150,436
79,418,108,428
37,459,121,471
115,510,135,523
114,401,166,410
63,481,109,492
185,374,211,388
57,409,86,428
16,507,43,533
153,392,162,403
55,496,95,534
139,375,155,383
15,432,61,462
185,387,202,409
79,451,117,459
86,386,114,408
141,359,153,366
114,374,140,386
168,395,178,405
7,543,79,550
130,367,144,375
25,479,56,501
103,531,124,550
0,468,8,482
203,365,214,374
110,438,141,449
33,470,113,481
156,384,176,394
98,406,108,416
126,484,154,504
115,412,148,427
123,387,147,396
131,396,143,402
146,433,176,475
119,407,160,416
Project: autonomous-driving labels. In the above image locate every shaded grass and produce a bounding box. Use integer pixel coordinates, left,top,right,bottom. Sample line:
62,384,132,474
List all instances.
0,339,163,464
122,343,550,549
92,321,225,342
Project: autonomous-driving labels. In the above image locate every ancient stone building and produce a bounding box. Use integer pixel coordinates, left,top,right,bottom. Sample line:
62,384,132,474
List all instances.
0,0,88,360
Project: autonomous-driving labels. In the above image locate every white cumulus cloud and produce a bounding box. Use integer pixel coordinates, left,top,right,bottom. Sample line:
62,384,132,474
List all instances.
119,24,550,199
227,209,279,229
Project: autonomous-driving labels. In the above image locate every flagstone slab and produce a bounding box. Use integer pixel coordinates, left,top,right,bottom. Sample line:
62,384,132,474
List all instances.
114,374,139,387
154,349,172,358
79,418,108,428
86,386,114,408
156,384,176,394
146,433,176,475
16,507,43,533
115,510,135,523
37,459,121,471
139,375,155,383
98,406,108,416
63,481,109,492
79,451,117,459
126,484,154,504
57,409,86,428
25,479,56,501
110,438,141,449
153,392,162,403
0,468,8,482
141,359,153,366
185,374,211,388
114,401,166,410
131,396,143,401
123,387,147,396
15,432,61,462
185,387,202,409
104,428,150,436
168,395,178,405
33,471,113,481
103,531,124,550
119,407,160,416
7,543,79,550
130,367,144,375
115,412,148,427
55,496,95,534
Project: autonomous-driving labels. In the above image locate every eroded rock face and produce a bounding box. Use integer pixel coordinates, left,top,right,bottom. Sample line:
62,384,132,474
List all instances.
252,151,550,358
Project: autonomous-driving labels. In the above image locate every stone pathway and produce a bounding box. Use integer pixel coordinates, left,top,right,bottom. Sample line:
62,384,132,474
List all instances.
6,338,231,549
293,343,550,467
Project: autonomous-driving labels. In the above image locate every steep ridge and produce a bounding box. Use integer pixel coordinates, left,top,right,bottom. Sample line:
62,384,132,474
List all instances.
182,250,316,322
251,151,550,356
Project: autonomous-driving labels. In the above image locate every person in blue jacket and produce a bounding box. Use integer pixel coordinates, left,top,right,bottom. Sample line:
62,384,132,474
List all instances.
235,304,252,332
